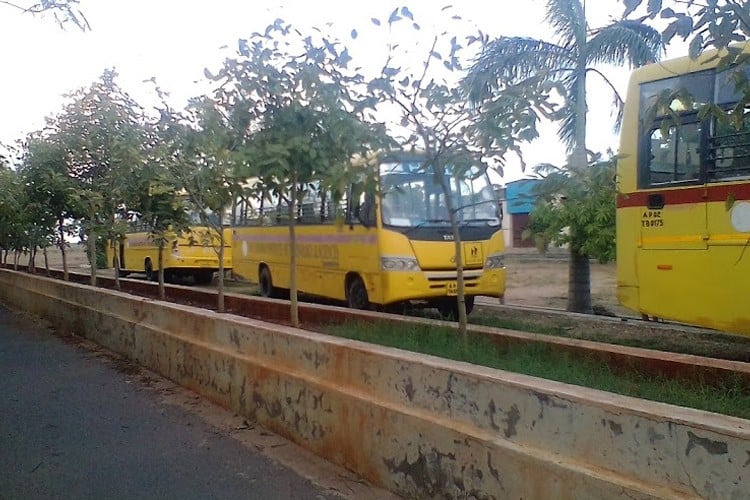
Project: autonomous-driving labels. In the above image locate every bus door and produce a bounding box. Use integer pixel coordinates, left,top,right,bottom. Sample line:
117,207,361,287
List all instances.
636,116,708,320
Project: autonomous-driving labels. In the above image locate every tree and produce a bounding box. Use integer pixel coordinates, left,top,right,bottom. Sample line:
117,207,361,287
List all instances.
523,157,617,312
166,97,236,313
20,132,80,280
127,155,192,301
2,0,89,30
54,69,147,288
622,0,749,60
0,166,25,266
465,0,662,313
211,19,387,327
362,7,548,339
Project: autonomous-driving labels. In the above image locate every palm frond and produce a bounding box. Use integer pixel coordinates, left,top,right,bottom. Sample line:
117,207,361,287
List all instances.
465,37,573,100
557,106,578,152
545,0,586,49
586,20,663,68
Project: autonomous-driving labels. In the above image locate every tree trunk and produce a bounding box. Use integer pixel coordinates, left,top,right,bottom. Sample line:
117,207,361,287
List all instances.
289,184,299,328
113,242,121,291
567,249,593,314
87,231,97,287
43,247,50,276
571,52,588,171
442,178,468,342
158,240,165,301
58,217,69,281
216,210,226,314
28,247,36,273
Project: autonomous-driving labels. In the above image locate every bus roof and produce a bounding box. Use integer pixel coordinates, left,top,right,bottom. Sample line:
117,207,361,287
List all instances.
628,42,750,85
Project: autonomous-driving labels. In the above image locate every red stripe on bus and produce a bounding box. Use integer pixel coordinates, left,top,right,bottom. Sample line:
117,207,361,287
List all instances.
617,182,750,208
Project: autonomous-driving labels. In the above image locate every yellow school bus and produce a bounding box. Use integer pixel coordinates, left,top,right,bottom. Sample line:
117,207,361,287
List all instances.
617,44,750,335
109,215,232,284
232,153,505,317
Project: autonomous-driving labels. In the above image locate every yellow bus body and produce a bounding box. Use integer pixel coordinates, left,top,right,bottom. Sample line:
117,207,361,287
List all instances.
232,156,506,313
233,223,505,306
617,45,750,335
109,227,232,284
232,223,505,308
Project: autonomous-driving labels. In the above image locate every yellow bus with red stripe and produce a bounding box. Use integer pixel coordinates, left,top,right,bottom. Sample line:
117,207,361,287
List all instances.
617,44,750,335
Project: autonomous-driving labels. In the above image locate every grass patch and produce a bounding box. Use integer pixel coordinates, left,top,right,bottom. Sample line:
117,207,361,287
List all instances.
469,312,750,362
323,320,750,420
469,314,572,336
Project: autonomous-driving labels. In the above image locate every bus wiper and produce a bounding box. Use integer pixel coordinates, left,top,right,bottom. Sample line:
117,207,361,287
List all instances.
403,218,451,235
461,218,500,226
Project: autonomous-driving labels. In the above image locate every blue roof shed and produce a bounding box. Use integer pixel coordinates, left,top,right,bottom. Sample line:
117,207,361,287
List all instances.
505,179,540,215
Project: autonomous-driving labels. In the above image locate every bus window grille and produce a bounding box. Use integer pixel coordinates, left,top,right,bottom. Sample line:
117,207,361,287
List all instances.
708,128,750,180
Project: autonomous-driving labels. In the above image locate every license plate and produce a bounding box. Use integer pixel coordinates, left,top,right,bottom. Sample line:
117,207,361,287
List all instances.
446,282,458,296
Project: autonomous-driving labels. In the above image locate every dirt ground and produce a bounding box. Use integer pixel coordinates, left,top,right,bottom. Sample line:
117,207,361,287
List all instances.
501,250,624,314
35,244,621,312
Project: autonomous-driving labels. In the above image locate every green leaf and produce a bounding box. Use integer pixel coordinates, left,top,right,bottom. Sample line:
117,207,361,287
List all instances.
688,34,704,60
388,8,400,24
623,0,643,17
726,192,737,211
646,0,661,16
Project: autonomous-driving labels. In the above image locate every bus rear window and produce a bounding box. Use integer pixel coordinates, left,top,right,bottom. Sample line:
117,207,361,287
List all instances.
641,121,702,187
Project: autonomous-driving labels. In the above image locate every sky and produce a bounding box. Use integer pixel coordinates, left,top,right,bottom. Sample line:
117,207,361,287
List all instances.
0,0,666,182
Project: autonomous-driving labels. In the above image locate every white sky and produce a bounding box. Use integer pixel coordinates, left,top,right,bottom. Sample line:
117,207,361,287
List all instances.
0,0,670,181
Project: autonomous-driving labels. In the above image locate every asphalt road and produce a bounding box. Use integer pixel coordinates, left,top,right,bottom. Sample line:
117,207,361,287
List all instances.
0,304,396,500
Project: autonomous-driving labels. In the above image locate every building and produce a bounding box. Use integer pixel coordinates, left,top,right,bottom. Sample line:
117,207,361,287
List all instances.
502,178,540,249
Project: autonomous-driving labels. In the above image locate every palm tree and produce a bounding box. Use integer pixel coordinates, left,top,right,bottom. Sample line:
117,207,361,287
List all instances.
464,0,662,313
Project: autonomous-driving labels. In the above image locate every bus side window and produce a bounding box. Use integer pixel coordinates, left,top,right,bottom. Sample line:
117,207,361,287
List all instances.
643,121,702,186
709,114,750,181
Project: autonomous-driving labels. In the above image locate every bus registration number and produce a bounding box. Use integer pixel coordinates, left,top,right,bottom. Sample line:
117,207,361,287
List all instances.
446,282,458,296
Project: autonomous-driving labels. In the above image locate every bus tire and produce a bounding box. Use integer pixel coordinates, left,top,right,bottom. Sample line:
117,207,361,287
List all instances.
346,276,369,310
144,259,156,282
259,266,278,298
436,296,475,320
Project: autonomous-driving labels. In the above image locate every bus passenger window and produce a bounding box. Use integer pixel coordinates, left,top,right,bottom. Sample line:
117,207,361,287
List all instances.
708,116,750,181
644,122,701,186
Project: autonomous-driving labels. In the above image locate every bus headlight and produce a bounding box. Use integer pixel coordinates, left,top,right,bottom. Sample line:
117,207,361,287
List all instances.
381,256,420,271
484,253,505,269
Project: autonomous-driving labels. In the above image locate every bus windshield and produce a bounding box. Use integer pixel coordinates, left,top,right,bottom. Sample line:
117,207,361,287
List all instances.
379,161,500,228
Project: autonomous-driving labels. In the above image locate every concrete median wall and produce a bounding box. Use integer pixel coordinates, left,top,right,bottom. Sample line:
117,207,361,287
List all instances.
1,269,748,499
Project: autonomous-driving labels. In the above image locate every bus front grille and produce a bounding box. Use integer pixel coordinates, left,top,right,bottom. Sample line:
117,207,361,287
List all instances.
425,271,481,290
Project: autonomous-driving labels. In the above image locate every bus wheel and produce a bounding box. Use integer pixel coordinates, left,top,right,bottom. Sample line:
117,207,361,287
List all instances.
346,276,369,310
259,266,278,298
144,259,156,282
436,296,475,320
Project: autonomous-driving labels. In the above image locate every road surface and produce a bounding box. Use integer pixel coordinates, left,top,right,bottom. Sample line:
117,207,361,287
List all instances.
0,304,397,500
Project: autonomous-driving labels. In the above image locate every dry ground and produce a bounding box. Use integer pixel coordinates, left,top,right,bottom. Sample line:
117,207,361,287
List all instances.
502,251,625,314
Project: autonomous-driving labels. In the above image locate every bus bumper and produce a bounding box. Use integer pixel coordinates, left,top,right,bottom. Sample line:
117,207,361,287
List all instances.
379,267,506,305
